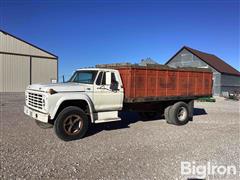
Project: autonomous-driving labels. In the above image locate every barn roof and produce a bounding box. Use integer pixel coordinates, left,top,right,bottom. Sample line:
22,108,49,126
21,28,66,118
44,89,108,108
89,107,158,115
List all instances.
0,29,58,59
166,46,240,76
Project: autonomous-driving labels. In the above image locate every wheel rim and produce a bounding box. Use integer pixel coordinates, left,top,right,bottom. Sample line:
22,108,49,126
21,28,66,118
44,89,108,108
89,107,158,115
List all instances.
177,107,187,121
63,115,83,135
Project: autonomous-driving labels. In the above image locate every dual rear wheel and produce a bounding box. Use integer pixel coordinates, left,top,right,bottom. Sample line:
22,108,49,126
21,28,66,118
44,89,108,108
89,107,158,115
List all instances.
164,102,190,125
138,101,190,125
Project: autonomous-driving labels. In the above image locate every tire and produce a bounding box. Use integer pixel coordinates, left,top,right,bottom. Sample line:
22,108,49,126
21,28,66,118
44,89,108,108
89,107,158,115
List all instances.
54,106,89,141
168,102,189,125
139,112,157,120
164,105,172,123
35,120,53,129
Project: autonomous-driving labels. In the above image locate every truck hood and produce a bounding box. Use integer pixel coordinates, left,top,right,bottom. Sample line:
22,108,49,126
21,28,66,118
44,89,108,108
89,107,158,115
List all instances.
27,83,91,92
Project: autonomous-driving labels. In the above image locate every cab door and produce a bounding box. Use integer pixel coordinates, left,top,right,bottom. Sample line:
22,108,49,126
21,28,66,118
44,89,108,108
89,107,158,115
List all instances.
93,71,123,111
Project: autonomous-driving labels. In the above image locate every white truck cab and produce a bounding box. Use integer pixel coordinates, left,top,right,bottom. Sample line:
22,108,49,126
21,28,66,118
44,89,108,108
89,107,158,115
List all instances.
24,68,124,141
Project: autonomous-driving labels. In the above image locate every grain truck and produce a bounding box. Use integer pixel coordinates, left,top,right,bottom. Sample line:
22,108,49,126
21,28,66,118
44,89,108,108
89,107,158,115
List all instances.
24,64,212,141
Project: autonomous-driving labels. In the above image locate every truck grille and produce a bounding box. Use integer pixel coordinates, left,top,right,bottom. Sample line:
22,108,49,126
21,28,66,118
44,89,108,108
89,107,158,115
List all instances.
27,92,44,111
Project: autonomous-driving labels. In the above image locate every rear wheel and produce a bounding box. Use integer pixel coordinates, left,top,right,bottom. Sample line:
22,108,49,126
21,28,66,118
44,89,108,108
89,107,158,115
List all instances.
168,102,189,125
35,120,53,129
54,106,89,141
164,105,172,123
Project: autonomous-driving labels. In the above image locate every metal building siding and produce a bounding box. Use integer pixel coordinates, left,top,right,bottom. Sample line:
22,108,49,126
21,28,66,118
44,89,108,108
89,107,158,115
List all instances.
31,57,57,84
166,49,221,95
220,74,240,93
167,49,212,69
0,32,55,58
0,54,3,92
0,54,30,92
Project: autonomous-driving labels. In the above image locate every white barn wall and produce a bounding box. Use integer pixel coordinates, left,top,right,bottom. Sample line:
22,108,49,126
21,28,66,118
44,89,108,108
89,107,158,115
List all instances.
0,30,58,92
0,54,30,92
31,57,57,84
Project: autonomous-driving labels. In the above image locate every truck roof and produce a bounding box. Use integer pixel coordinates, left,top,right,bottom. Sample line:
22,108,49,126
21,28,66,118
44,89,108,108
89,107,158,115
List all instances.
76,68,118,72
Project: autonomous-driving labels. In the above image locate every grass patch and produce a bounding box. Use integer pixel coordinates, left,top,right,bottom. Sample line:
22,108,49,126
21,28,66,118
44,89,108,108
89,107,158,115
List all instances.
197,97,216,102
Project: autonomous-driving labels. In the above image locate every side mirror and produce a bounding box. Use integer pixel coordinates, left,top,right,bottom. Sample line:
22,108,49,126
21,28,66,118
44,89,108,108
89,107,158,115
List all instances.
105,72,111,85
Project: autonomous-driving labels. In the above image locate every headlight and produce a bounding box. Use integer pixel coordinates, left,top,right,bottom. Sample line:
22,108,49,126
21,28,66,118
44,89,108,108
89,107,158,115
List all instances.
47,88,57,95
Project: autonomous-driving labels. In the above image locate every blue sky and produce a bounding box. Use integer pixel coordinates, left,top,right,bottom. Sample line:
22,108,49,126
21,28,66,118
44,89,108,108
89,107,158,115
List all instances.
1,0,239,79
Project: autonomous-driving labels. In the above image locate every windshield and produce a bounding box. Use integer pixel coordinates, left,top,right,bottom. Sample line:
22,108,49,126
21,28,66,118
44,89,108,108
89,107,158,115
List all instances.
69,70,98,84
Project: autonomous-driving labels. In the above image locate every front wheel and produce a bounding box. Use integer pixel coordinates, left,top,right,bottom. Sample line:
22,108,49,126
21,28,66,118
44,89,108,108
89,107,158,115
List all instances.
54,106,89,141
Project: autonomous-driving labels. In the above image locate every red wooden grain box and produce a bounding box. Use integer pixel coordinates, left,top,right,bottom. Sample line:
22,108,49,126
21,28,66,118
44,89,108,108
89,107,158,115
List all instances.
97,64,213,103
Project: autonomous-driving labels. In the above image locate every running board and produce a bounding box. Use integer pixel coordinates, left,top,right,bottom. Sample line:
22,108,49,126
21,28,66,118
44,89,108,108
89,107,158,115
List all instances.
93,111,121,123
94,118,121,123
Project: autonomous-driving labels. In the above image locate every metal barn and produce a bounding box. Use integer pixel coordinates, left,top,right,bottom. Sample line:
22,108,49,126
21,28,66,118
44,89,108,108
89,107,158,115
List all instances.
165,46,240,96
0,30,58,92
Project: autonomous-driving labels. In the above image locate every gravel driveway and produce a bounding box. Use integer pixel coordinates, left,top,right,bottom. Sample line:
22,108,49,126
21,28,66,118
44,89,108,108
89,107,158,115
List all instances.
0,93,239,179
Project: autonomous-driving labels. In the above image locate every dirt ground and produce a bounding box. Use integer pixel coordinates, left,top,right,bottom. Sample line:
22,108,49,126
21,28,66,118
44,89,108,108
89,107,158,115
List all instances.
0,93,239,179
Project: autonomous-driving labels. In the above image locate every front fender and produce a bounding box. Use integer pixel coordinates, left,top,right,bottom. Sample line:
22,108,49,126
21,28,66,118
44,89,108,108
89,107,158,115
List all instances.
48,93,95,123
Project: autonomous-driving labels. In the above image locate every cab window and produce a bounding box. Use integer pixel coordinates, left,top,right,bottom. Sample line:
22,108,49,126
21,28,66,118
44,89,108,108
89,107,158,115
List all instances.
111,72,117,83
69,70,97,84
96,72,106,85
